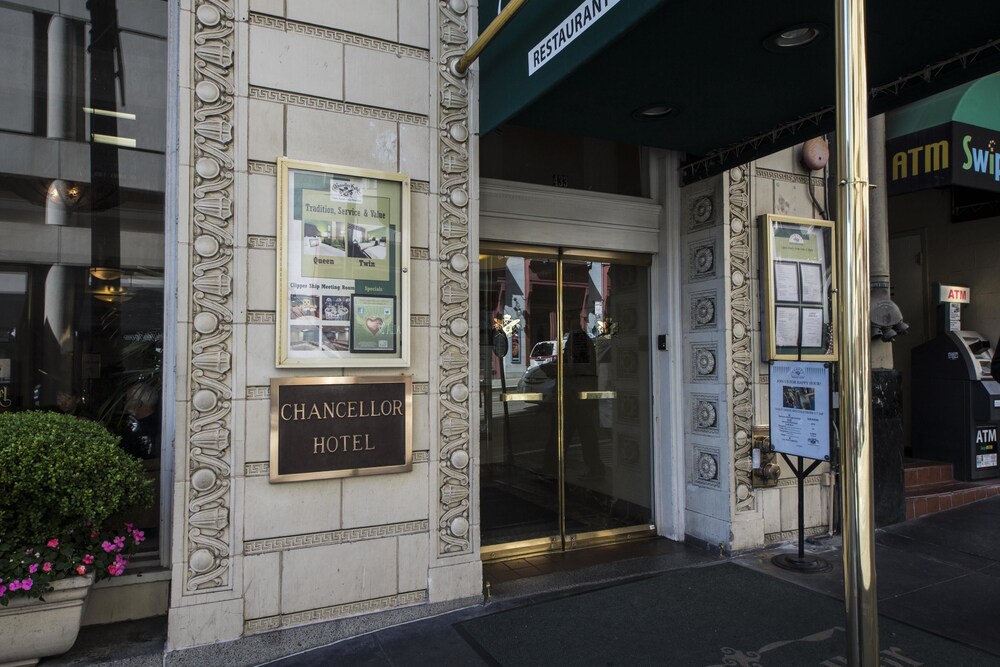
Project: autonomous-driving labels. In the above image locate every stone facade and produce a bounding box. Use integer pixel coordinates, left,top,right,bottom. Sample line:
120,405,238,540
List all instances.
169,0,481,652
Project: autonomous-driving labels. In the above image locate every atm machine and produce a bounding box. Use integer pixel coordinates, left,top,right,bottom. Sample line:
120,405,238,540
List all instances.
911,284,1000,481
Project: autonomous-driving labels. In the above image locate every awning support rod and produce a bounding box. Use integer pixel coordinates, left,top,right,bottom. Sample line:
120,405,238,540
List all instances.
454,0,530,75
834,0,880,663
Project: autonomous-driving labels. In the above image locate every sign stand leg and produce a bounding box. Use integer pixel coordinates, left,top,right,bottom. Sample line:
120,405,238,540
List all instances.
772,453,832,573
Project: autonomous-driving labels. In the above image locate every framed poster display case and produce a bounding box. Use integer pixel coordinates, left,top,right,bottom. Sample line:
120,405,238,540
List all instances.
276,159,410,368
760,214,838,361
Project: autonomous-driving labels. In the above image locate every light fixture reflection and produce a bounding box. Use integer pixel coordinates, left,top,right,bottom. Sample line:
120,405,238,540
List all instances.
89,266,124,281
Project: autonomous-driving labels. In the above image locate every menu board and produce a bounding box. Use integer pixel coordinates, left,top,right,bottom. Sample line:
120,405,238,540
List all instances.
768,361,831,461
760,214,837,361
276,159,410,368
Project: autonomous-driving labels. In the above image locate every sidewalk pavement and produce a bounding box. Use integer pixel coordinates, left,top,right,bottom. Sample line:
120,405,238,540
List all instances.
46,496,1000,666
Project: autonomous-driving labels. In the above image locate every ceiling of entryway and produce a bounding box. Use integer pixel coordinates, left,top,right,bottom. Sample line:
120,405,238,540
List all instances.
478,0,1000,181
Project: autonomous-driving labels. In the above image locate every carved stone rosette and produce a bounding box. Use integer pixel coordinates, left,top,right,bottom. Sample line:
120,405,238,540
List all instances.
436,0,472,556
728,166,755,513
185,0,236,592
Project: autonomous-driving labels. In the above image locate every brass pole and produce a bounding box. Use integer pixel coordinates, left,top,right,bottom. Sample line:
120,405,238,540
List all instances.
835,0,879,663
455,0,530,75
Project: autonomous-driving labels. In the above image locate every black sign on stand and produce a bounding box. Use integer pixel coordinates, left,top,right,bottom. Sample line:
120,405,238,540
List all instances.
269,376,412,482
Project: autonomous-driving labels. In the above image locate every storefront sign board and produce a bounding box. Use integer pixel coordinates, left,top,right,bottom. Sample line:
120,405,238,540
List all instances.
269,376,412,482
276,159,410,368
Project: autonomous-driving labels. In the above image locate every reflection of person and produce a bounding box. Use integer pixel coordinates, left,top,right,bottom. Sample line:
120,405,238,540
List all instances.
54,387,96,420
119,383,160,459
545,312,605,479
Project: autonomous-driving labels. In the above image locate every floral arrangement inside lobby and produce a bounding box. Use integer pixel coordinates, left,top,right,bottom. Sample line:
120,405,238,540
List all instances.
0,410,153,604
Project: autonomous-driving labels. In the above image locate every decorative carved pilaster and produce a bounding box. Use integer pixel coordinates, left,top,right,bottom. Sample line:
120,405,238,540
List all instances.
436,0,472,556
728,165,755,513
185,0,236,592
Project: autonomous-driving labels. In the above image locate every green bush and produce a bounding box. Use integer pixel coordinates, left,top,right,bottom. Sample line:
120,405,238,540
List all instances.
0,411,153,546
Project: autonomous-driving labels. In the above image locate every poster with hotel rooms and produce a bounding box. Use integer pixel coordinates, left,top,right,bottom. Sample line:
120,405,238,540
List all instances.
279,162,408,367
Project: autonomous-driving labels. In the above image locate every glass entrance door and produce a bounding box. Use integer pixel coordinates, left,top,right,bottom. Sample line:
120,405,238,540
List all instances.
479,246,654,557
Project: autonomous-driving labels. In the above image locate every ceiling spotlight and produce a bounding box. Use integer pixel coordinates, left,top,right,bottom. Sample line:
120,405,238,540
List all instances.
632,104,674,120
764,23,823,51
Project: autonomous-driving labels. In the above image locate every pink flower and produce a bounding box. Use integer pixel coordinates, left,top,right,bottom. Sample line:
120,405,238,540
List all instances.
28,563,39,574
0,585,6,597
125,522,134,533
9,580,20,591
101,540,116,553
90,530,99,538
133,530,145,544
107,562,126,576
76,565,87,575
113,535,126,550
42,562,52,572
82,554,94,565
46,539,59,548
20,579,32,591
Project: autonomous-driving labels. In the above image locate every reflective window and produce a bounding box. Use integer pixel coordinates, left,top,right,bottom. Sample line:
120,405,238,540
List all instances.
0,1,167,529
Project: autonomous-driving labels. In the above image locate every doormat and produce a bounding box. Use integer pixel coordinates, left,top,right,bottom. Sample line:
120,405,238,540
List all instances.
457,562,994,666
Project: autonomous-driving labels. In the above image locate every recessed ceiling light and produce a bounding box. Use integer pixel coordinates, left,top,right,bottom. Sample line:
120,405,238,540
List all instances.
632,104,674,120
764,23,823,51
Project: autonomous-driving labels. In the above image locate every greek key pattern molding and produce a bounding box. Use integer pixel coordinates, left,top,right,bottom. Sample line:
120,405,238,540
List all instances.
246,160,427,194
247,235,276,249
437,0,473,556
764,525,829,544
249,86,429,127
185,0,238,595
754,167,825,187
248,13,431,62
248,160,276,176
244,462,269,477
246,385,270,400
244,520,430,555
245,590,428,634
728,166,755,514
247,310,275,324
244,451,429,478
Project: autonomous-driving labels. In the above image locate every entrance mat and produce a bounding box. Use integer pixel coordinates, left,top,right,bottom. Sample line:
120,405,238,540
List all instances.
457,562,994,666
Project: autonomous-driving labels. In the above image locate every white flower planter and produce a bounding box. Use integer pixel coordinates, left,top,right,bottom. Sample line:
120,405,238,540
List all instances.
0,574,93,667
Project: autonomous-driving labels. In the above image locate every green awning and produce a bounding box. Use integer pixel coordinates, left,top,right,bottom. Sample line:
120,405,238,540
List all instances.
886,73,1000,196
887,73,1000,139
479,0,663,135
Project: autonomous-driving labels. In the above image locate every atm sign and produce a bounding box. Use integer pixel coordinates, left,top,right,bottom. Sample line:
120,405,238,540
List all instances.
937,284,971,304
975,425,998,469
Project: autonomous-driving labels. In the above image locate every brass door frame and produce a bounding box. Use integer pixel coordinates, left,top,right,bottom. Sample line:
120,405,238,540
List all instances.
479,244,655,561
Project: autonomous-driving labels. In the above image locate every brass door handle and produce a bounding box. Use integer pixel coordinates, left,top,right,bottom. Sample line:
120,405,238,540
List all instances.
578,391,617,400
502,392,544,402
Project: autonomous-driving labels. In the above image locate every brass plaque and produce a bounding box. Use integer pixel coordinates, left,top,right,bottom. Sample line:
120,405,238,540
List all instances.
269,375,412,482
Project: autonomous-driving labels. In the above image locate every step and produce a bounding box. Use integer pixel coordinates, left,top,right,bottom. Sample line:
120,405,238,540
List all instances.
904,459,955,491
905,480,1000,520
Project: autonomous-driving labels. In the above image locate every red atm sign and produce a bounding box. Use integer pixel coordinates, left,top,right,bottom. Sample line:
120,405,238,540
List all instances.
937,284,970,304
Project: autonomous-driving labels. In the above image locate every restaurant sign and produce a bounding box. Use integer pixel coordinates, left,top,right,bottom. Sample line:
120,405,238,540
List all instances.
269,376,412,482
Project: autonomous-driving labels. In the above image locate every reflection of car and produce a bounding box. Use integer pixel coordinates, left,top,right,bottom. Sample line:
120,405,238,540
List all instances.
528,340,558,367
516,360,556,402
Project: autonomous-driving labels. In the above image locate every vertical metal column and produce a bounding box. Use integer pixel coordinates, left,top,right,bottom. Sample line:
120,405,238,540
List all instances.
835,0,879,663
